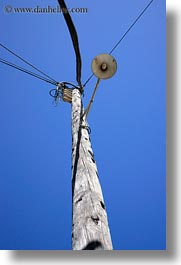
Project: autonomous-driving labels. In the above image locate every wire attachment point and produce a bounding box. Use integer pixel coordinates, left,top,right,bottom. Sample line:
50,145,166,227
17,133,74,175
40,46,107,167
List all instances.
49,82,80,105
80,125,91,135
49,82,65,106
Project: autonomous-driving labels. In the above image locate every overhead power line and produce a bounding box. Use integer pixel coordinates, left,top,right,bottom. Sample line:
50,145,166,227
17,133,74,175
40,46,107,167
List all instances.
0,42,57,83
83,74,94,88
0,58,58,86
109,0,154,54
83,0,155,87
57,0,83,89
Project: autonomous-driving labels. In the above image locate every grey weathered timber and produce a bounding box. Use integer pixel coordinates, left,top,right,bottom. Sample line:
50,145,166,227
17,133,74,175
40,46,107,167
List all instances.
71,88,113,250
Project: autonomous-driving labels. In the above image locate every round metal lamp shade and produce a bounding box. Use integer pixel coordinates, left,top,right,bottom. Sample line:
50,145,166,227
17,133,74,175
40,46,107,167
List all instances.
91,54,117,79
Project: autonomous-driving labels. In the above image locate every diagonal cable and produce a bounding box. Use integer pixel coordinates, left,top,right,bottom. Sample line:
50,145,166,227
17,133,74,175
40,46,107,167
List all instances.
57,0,82,89
109,0,154,54
0,42,57,83
0,58,58,85
83,0,155,87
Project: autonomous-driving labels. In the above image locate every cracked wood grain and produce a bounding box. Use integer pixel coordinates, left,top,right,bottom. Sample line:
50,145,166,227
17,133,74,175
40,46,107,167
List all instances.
71,89,113,250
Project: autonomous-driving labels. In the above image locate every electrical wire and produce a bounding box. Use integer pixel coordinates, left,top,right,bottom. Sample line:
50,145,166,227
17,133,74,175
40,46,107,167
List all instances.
0,42,57,83
57,0,83,89
83,0,155,87
109,0,154,54
0,58,58,86
83,73,94,88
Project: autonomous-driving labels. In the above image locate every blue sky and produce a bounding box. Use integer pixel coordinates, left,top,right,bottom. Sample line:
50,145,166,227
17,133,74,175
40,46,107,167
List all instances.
0,0,166,250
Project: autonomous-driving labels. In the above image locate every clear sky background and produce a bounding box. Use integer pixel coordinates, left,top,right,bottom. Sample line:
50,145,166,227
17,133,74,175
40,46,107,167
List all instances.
0,0,166,250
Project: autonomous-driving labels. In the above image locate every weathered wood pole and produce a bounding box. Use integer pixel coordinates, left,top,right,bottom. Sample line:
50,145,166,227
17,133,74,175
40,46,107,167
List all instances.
71,88,113,250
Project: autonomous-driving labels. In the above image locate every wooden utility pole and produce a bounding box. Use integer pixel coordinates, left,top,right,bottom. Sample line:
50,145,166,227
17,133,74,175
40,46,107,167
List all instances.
71,88,113,250
57,0,116,250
